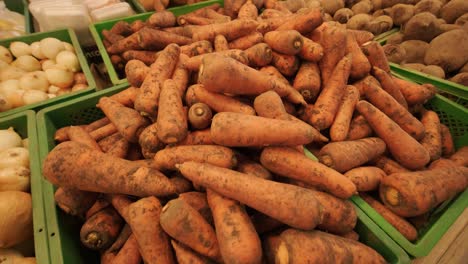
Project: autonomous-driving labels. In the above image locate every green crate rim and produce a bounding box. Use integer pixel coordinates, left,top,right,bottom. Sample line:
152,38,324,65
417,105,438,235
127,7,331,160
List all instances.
89,0,224,86
0,28,97,118
4,0,34,34
374,28,400,42
0,110,50,263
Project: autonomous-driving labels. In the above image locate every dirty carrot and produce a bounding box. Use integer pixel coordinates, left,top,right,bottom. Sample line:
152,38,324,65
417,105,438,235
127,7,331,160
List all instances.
138,124,165,159
138,27,192,50
362,41,390,73
107,32,140,54
392,78,437,106
109,234,142,264
237,158,273,180
192,19,259,42
122,50,158,65
178,191,213,225
85,198,110,220
125,60,149,88
270,51,300,76
147,10,176,27
276,7,323,34
80,207,124,250
372,66,408,109
228,31,264,50
214,35,229,51
344,166,386,192
188,103,213,130
237,0,258,20
193,84,256,115
347,115,373,140
54,187,98,218
107,87,139,108
440,124,455,157
244,43,273,67
171,240,214,264
264,30,304,55
298,37,323,62
346,31,371,80
420,110,442,161
172,54,190,97
67,126,102,152
449,146,468,167
180,40,213,57
330,85,360,142
372,155,411,174
110,21,132,36
318,25,347,86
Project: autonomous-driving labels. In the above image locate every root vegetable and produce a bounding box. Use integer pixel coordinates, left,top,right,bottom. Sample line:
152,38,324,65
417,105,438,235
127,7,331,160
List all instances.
346,31,371,80
352,0,373,14
420,110,442,161
333,8,354,23
30,42,46,59
320,0,345,15
188,103,213,130
368,15,393,35
414,0,443,16
0,147,29,169
390,4,415,26
386,32,404,45
192,84,255,115
420,65,445,79
362,41,390,73
455,13,468,26
424,29,468,73
346,14,372,30
0,166,30,192
0,128,22,152
400,40,429,64
0,46,13,63
392,77,436,105
344,166,385,191
9,42,31,58
55,51,81,72
330,85,360,142
45,68,74,89
449,72,468,86
264,30,304,55
372,66,408,109
19,71,49,92
40,38,65,59
402,12,442,42
11,55,40,72
440,0,468,24
0,191,33,248
80,207,124,250
22,90,48,105
401,63,426,72
0,66,26,81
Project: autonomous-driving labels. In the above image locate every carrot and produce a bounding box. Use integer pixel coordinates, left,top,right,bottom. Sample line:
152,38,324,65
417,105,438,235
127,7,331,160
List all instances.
237,158,273,180
348,29,374,45
102,29,124,43
344,166,386,192
185,84,199,106
147,10,176,27
111,55,125,72
256,16,293,34
106,135,130,159
172,54,190,97
43,141,176,196
264,30,304,55
259,65,289,85
110,21,133,36
372,66,408,109
198,54,305,105
192,19,259,41
85,198,110,220
228,31,263,50
253,90,293,120
188,103,213,130
428,158,459,169
106,87,139,108
98,97,149,143
98,132,124,153
192,84,255,115
309,54,353,130
206,189,262,263
126,144,143,161
238,0,258,20
160,198,222,261
137,27,192,51
244,43,273,67
271,51,300,76
318,26,347,86
260,146,357,198
250,211,284,234
276,7,323,34
346,31,371,80
179,15,218,26
153,145,237,170
175,129,213,146
341,231,360,241
67,126,102,151
54,126,81,142
298,37,323,62
102,224,131,256
318,137,386,173
361,41,390,73
54,187,98,218
368,194,418,241
352,75,379,98
127,197,175,264
88,123,118,142
185,49,249,71
449,146,468,166
267,229,386,264
440,124,455,157
311,189,357,235
259,8,285,18
364,80,426,140
80,207,124,250
180,40,213,57
357,101,430,169
134,44,180,118
105,194,133,220
211,112,318,147
178,192,213,224
171,240,215,264
178,161,323,230
153,0,166,12
122,50,158,65
204,9,231,22
330,85,360,142
107,32,140,54
420,110,442,161
380,166,468,217
392,79,437,106
156,79,188,144
372,155,411,174
138,124,165,159
109,234,142,264
346,115,373,140
125,60,149,88
224,0,248,18
130,20,147,33
214,35,229,51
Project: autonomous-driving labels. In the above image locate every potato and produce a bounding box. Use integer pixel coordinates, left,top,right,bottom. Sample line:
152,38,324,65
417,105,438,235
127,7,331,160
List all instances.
402,63,427,72
324,12,334,22
414,0,443,16
368,15,393,35
0,191,33,248
400,40,429,64
449,72,468,85
455,13,468,26
386,32,404,45
402,12,442,42
383,44,406,63
460,62,468,73
440,0,468,24
439,24,461,32
371,0,383,10
420,65,445,79
320,0,345,15
346,13,373,30
424,29,468,73
351,0,373,14
391,4,415,26
138,0,155,11
333,8,354,23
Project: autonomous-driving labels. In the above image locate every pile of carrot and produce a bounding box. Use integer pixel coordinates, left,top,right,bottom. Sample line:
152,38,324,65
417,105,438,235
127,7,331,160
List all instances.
41,0,468,263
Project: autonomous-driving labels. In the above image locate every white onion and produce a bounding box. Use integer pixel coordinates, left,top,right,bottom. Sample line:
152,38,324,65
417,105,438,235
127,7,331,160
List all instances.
19,72,49,92
40,59,56,71
47,93,57,99
45,68,74,89
0,128,23,152
40,38,65,59
22,90,48,105
0,94,12,112
30,42,47,60
0,66,26,81
74,72,87,85
47,85,61,94
0,46,13,63
62,42,75,52
0,248,24,262
0,80,24,108
71,84,88,92
22,138,29,149
0,191,33,248
56,51,81,72
57,89,71,96
0,166,30,192
0,147,29,169
0,60,9,70
11,56,41,72
9,42,31,58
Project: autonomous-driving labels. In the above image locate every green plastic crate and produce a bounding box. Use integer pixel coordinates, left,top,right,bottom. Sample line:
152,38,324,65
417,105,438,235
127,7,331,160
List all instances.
352,88,468,257
128,0,219,13
0,28,97,118
89,0,224,86
0,110,50,264
4,0,34,34
373,28,400,42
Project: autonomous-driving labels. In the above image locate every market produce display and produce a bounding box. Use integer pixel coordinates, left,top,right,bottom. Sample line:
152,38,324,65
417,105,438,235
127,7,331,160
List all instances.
30,0,467,263
0,37,89,113
0,127,37,263
136,0,213,11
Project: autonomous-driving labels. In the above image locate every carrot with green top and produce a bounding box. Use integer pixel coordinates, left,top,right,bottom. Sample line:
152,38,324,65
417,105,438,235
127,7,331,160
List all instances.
260,146,357,199
330,85,360,142
356,100,430,170
177,161,323,230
